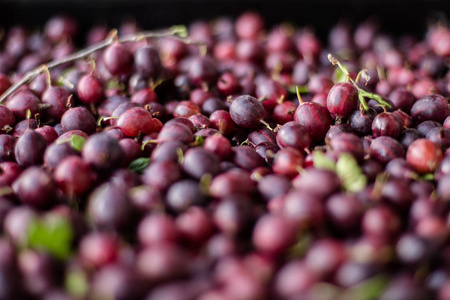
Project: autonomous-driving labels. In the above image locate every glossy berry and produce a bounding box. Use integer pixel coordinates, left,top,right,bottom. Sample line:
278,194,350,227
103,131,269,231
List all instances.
325,123,354,141
82,133,124,172
329,132,365,161
209,110,234,135
166,180,205,213
117,107,153,137
14,130,47,167
232,146,265,171
252,214,297,254
389,87,416,113
130,88,158,106
188,56,218,87
142,160,181,191
158,122,194,144
41,86,72,120
426,127,450,151
61,106,97,134
326,82,359,120
173,101,201,118
292,168,341,199
103,43,134,76
276,122,311,151
273,101,297,125
54,155,95,197
372,112,403,138
230,95,265,129
410,94,450,124
247,127,276,146
349,108,377,136
77,74,103,104
294,102,333,145
43,142,79,170
88,183,131,229
368,135,405,165
203,134,232,160
134,45,162,78
406,138,443,173
362,205,401,240
6,91,41,120
273,147,304,178
182,148,220,180
209,169,254,198
12,167,56,208
79,232,119,268
35,126,58,145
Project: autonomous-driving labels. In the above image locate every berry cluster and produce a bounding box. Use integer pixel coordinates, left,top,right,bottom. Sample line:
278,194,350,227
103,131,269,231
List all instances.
0,12,450,300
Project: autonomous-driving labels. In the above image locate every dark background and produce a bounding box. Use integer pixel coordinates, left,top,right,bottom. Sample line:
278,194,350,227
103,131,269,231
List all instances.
1,0,449,39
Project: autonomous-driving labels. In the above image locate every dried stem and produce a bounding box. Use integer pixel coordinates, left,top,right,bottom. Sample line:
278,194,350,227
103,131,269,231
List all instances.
0,25,199,103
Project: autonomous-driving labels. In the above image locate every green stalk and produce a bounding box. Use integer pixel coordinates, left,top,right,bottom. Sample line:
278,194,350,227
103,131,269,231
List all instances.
328,53,391,111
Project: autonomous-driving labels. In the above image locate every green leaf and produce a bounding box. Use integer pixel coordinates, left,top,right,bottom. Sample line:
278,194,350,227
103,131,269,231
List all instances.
105,79,125,91
420,173,435,181
287,85,309,94
312,151,336,172
287,233,312,258
70,135,86,152
339,274,389,300
194,135,205,146
65,270,88,297
27,215,73,260
336,153,367,193
129,157,150,174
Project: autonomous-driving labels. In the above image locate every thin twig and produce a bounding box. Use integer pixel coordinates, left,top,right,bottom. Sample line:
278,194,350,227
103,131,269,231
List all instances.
0,25,200,103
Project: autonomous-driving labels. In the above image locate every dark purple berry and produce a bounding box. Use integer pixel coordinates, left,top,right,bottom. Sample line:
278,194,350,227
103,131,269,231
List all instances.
61,107,97,134
326,82,359,120
230,95,265,129
14,129,47,167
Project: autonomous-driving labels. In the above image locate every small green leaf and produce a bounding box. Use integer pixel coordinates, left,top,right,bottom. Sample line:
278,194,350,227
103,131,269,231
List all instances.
129,157,150,174
336,153,367,193
26,109,32,120
27,215,73,260
105,79,125,91
339,274,389,300
312,151,336,172
287,85,309,94
70,135,86,152
287,233,312,258
194,135,205,146
65,270,88,297
420,173,435,181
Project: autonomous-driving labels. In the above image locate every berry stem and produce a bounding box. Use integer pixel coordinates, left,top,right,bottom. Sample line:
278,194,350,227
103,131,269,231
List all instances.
328,53,391,111
0,25,200,103
296,86,304,105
